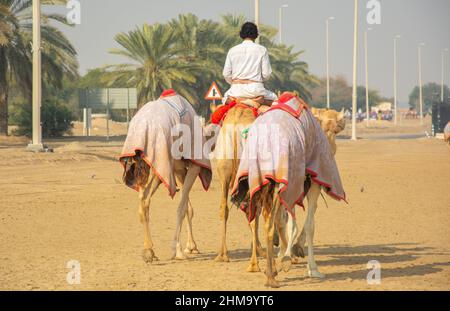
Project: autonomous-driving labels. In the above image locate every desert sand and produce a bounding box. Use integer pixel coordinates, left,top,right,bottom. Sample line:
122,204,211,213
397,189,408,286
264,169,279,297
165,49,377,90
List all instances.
0,118,449,291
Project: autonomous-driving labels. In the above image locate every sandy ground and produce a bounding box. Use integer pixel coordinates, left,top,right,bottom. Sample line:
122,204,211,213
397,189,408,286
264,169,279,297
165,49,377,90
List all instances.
0,119,449,291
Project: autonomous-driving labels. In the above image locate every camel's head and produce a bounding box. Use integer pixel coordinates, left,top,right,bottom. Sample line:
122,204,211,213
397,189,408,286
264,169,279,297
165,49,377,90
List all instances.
312,107,346,155
320,108,346,135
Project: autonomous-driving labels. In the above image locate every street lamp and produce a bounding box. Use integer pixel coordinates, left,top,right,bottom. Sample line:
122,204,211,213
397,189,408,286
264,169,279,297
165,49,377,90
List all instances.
442,48,449,103
326,16,335,109
364,28,372,127
27,0,44,152
393,35,401,126
418,42,425,125
351,0,358,141
255,0,260,43
278,4,288,44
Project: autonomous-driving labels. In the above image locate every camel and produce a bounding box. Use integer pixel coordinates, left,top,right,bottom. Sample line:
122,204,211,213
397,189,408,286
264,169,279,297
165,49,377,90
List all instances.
212,99,266,264
285,107,346,278
231,93,346,287
125,157,202,262
120,91,212,262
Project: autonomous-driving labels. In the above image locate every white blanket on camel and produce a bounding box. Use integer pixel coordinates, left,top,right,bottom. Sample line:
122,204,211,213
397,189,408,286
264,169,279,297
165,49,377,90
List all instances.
231,93,346,222
119,91,212,197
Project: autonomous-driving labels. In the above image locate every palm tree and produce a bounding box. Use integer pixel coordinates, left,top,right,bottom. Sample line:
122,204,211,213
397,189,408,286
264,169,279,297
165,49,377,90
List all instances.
105,23,200,107
169,14,230,115
0,0,78,135
267,45,318,100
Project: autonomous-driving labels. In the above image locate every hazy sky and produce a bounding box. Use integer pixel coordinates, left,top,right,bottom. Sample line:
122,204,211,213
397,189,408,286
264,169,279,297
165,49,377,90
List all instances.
49,0,450,103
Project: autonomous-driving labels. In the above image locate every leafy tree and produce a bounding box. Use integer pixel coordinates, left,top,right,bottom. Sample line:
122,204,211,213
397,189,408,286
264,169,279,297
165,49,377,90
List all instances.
11,97,75,137
103,23,200,107
356,86,383,111
309,76,383,111
408,82,449,113
102,14,317,114
310,76,352,110
0,0,78,135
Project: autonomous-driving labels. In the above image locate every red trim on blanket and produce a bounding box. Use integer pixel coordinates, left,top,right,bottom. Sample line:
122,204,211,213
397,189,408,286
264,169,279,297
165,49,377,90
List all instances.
119,149,212,198
119,148,176,197
232,171,295,222
211,101,259,125
160,89,177,98
268,93,309,118
231,166,347,222
305,168,348,203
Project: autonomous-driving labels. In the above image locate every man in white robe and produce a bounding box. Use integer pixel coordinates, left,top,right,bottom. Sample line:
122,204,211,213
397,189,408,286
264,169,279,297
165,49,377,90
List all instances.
222,22,277,104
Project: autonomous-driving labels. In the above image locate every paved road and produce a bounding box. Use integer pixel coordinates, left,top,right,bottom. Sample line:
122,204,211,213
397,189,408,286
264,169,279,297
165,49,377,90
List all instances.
338,133,427,141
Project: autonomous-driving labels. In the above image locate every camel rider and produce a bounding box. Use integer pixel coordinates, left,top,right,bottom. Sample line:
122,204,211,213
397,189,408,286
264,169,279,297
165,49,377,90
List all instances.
222,22,278,106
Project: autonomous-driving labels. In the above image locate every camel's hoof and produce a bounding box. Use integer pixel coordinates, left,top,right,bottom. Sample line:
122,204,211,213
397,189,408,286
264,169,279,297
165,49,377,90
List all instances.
291,256,302,264
265,278,280,288
174,255,187,260
184,247,200,255
308,269,325,279
214,254,230,262
280,256,292,273
292,244,305,258
142,249,158,263
172,249,188,260
246,263,261,273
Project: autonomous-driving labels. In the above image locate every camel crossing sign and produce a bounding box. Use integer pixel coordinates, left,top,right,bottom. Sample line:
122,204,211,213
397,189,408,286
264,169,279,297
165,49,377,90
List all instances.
204,82,223,101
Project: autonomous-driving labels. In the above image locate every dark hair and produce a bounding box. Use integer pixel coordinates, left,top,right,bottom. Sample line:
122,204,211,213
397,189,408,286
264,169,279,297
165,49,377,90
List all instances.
239,22,259,40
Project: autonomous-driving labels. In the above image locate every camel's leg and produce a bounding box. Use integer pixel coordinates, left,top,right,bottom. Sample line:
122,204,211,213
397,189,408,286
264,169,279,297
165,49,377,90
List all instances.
247,212,261,272
263,186,280,288
172,163,201,260
215,167,231,262
285,209,299,260
139,173,160,263
293,187,322,260
275,207,291,273
184,199,199,254
174,161,199,255
293,224,307,259
304,183,324,278
255,216,266,257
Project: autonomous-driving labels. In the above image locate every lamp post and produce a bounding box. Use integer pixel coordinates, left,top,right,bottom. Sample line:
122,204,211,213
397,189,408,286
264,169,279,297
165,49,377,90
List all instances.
278,4,288,44
255,0,260,44
364,28,372,127
27,0,44,151
418,42,425,125
351,0,358,141
393,35,401,126
442,48,449,103
326,17,335,109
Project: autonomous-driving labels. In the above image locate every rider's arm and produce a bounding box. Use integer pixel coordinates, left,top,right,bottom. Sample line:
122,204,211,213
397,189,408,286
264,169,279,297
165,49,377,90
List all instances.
223,51,233,85
261,49,272,82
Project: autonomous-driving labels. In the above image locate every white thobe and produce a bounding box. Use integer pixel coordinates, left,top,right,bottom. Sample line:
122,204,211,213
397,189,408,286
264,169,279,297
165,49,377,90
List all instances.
222,40,277,103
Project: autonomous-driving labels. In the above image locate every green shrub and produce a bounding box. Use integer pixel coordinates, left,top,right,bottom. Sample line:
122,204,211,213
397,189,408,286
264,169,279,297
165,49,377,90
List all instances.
11,99,75,137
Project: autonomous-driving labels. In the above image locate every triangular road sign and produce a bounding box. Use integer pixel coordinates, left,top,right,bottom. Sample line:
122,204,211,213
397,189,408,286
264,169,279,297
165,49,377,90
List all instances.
204,82,223,100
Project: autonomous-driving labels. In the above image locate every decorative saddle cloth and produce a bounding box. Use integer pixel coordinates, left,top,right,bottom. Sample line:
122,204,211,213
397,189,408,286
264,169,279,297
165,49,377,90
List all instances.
231,93,346,222
119,90,212,197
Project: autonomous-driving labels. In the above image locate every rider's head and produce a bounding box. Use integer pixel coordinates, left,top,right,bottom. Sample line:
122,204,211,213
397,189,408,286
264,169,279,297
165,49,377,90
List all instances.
240,22,259,41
